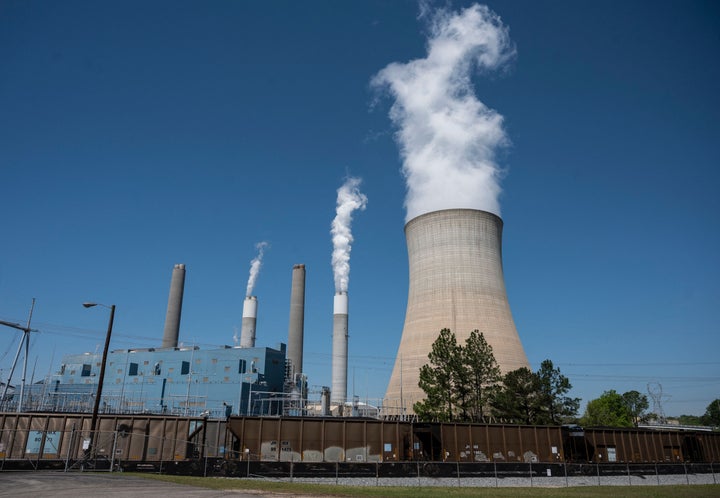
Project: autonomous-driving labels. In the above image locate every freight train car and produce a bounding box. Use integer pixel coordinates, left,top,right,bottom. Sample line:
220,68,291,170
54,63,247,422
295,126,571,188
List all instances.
224,417,719,464
0,411,225,467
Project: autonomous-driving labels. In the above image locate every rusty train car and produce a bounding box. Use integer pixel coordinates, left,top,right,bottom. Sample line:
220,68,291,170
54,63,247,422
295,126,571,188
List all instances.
1,412,718,468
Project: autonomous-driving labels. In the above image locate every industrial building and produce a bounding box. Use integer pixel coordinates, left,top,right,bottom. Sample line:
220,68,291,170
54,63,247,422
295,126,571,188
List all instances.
44,344,287,418
7,262,312,418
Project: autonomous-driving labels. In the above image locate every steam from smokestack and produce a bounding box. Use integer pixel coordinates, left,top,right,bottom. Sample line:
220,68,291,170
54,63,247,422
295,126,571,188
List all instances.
331,178,367,293
245,241,269,297
371,3,515,222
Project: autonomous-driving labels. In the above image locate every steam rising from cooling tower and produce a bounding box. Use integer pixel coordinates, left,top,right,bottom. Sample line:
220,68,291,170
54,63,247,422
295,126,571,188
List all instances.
372,3,515,222
331,178,367,293
245,242,269,297
162,263,186,348
373,4,528,413
330,178,366,405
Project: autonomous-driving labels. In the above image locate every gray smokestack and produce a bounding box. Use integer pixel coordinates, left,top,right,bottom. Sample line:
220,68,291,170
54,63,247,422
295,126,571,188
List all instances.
331,291,348,405
240,296,258,348
286,264,306,379
162,263,186,348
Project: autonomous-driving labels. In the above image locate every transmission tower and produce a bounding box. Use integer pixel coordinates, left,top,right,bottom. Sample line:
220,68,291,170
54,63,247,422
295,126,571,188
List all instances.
647,382,667,424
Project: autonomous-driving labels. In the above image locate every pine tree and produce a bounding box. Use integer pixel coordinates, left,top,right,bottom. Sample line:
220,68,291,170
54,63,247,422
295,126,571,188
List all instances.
491,367,541,424
536,359,580,424
462,330,501,422
413,328,461,421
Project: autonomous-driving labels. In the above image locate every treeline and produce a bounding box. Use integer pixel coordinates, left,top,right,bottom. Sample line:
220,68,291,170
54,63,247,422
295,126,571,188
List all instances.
415,328,720,428
414,328,579,424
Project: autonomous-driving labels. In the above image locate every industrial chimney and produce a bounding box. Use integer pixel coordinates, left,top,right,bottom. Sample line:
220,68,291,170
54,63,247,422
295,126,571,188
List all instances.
331,291,348,405
384,209,529,412
161,263,186,348
240,296,258,348
286,264,306,380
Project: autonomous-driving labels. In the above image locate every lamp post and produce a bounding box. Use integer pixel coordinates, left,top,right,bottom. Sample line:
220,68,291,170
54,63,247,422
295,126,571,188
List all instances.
82,302,115,458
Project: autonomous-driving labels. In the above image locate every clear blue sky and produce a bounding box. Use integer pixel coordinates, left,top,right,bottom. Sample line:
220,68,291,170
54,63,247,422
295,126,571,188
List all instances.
1,1,718,417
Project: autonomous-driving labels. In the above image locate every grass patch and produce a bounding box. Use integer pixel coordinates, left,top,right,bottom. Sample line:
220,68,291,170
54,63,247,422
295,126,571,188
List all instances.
129,473,720,497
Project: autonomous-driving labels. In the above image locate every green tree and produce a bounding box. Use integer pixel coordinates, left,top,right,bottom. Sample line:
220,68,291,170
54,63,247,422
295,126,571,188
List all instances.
677,414,703,426
581,390,633,427
702,399,720,427
535,359,580,424
492,367,541,424
621,390,649,427
413,328,462,421
462,330,501,422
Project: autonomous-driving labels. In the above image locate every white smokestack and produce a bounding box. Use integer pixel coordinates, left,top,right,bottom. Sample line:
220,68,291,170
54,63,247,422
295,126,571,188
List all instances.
245,241,269,297
331,291,349,405
371,3,515,222
331,178,367,293
240,296,258,348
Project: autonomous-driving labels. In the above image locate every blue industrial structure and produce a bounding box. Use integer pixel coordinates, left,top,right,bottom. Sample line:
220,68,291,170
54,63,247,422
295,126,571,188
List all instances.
32,344,289,418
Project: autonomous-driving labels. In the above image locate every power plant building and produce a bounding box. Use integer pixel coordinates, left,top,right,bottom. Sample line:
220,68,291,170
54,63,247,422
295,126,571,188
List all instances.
17,263,300,418
43,344,287,418
385,209,529,413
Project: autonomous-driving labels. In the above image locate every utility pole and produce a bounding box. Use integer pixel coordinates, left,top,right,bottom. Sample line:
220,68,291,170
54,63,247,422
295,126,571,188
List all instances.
0,298,37,412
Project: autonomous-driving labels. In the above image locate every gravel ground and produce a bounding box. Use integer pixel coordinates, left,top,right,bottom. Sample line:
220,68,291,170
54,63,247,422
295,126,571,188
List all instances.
260,472,719,488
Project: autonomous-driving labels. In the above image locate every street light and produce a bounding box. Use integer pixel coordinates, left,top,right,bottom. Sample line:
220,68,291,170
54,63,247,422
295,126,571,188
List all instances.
82,302,115,458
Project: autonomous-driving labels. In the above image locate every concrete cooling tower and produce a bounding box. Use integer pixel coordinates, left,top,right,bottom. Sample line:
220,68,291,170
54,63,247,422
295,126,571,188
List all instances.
384,209,529,413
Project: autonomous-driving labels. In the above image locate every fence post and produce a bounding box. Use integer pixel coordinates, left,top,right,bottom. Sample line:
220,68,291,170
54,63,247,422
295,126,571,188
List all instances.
376,461,379,487
684,462,689,486
64,427,74,473
335,461,339,486
529,460,533,487
712,462,716,485
627,462,631,486
564,462,568,488
416,460,420,487
456,461,460,487
494,460,498,487
203,440,208,478
655,463,660,486
110,431,118,473
596,462,600,486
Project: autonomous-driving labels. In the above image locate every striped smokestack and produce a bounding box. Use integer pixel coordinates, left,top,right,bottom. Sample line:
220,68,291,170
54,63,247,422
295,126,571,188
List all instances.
286,264,306,379
240,296,258,348
331,291,348,405
161,263,186,348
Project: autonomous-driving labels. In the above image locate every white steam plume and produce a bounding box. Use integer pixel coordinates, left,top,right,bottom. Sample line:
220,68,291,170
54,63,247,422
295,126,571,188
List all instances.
331,177,367,293
245,241,269,297
372,4,515,222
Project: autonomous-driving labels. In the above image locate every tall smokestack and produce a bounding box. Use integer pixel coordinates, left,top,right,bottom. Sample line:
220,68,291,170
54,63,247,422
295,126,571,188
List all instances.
162,263,186,348
287,264,306,379
240,296,258,348
331,291,349,405
384,209,528,411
